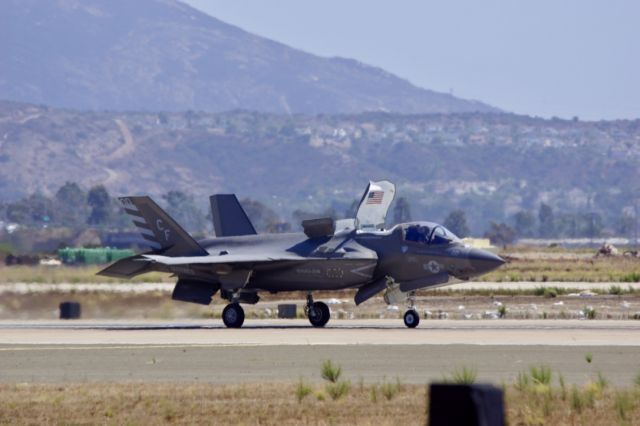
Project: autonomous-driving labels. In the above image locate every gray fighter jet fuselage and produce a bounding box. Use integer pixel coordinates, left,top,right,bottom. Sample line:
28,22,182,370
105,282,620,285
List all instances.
99,181,504,328
194,225,501,293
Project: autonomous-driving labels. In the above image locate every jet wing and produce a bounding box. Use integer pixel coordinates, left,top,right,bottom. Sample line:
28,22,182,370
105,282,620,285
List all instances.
355,180,396,231
141,253,306,265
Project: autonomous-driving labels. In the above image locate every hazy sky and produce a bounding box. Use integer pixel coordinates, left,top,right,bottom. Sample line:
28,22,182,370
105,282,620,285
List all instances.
183,0,639,120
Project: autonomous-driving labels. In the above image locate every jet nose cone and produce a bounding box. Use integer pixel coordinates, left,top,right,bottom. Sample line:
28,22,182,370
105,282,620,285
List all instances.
468,248,505,275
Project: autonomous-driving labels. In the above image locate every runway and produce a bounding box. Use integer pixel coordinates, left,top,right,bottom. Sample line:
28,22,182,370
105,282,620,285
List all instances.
0,319,638,346
0,319,638,385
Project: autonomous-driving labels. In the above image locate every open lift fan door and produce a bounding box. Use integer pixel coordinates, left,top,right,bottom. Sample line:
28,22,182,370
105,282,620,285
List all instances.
355,180,395,230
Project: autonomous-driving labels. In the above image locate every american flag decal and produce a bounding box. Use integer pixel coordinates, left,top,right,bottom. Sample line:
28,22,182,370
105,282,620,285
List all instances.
366,190,384,204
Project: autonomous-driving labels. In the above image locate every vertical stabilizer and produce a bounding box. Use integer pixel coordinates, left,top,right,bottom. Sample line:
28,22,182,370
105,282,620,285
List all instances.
210,194,257,237
120,196,207,256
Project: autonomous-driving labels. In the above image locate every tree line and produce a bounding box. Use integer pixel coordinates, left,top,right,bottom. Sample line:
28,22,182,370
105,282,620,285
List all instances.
0,184,635,245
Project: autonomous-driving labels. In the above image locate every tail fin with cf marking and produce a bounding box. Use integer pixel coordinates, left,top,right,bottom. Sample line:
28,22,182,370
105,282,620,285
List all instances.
119,196,207,256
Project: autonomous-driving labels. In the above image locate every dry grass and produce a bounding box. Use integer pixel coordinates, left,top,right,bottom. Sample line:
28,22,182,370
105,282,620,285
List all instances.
0,265,171,284
0,382,424,425
0,291,211,320
0,381,638,425
481,255,640,283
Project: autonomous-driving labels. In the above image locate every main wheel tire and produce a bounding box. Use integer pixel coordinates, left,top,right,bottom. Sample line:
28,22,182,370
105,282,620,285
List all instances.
404,309,420,328
308,301,330,328
222,303,245,328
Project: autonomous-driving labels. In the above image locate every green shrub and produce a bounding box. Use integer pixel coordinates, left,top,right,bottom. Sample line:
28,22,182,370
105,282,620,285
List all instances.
595,371,608,391
583,383,598,407
530,365,552,385
326,380,350,401
379,379,400,401
533,286,546,296
321,360,341,383
634,370,640,388
445,366,477,384
534,286,561,298
570,385,584,413
497,304,507,318
609,285,623,295
295,378,313,403
614,390,634,421
585,352,593,364
515,371,530,391
621,272,640,282
558,373,567,400
582,306,597,320
370,386,378,403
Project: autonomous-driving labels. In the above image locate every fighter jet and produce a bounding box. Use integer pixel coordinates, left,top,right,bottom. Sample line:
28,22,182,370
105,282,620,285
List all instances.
98,181,504,328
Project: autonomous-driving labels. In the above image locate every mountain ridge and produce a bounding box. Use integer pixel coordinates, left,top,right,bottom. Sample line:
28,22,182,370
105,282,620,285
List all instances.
1,100,638,233
0,0,497,115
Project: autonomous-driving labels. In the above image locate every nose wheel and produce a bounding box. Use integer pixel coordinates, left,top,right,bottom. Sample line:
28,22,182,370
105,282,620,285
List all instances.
403,309,420,328
222,303,245,328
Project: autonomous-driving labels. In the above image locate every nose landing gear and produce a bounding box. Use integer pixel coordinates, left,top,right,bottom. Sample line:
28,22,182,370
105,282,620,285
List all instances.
384,279,421,328
403,309,420,328
305,293,330,327
403,291,420,328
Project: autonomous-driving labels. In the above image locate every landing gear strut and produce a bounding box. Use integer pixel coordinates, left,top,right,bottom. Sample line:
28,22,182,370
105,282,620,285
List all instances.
305,293,330,328
222,303,245,328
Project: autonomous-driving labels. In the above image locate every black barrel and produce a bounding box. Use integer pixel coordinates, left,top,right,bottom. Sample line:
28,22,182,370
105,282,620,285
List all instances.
277,304,297,319
59,301,81,319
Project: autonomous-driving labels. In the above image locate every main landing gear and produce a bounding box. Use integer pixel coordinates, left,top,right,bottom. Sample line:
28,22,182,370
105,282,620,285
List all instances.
222,303,245,328
306,293,330,327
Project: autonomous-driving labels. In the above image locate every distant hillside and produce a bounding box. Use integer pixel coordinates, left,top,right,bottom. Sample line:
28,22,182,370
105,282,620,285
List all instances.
0,0,496,115
1,101,638,234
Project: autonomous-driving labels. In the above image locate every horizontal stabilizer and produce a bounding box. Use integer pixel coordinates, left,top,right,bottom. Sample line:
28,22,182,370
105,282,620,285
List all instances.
97,255,152,279
210,194,257,237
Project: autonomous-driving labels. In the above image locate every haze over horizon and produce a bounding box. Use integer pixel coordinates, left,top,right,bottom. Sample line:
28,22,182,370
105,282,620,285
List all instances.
184,0,640,121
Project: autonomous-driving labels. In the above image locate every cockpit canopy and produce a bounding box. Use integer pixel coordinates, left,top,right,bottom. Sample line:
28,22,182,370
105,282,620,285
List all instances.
402,222,460,245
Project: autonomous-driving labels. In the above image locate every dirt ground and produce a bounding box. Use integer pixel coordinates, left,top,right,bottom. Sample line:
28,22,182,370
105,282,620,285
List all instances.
0,381,638,425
